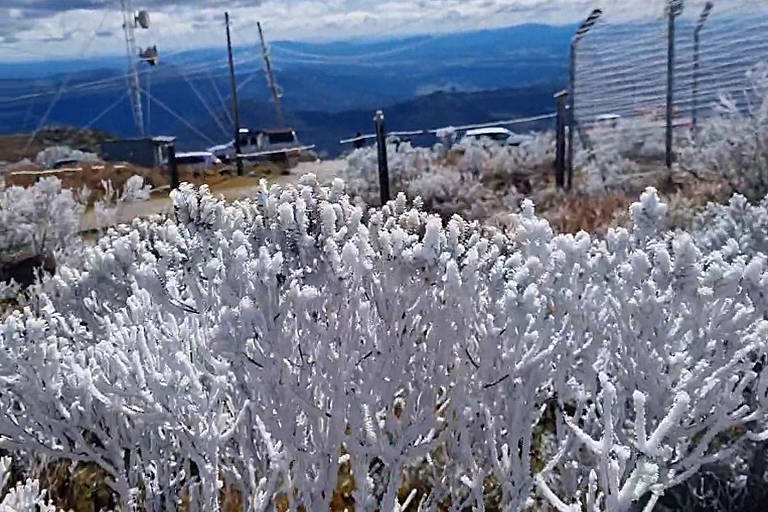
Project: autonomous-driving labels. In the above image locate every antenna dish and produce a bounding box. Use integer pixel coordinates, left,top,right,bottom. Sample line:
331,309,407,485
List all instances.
136,10,150,29
139,45,159,66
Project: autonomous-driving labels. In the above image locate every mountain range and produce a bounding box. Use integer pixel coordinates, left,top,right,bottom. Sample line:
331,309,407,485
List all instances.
0,24,573,156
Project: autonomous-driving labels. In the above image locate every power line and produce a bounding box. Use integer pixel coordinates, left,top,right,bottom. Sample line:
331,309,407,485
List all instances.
339,112,557,144
138,85,216,146
177,68,231,138
23,8,111,152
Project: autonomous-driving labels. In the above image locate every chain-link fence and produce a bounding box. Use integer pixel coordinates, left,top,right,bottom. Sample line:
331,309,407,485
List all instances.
573,0,768,185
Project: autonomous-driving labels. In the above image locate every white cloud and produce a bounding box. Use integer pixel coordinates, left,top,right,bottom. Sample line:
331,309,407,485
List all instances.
0,0,762,62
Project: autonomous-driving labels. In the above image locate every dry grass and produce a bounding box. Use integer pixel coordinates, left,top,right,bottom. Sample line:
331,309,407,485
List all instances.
4,161,282,206
540,191,634,237
536,172,731,236
36,461,116,512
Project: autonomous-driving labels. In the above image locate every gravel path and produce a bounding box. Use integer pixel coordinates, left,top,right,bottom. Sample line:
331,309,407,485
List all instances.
80,159,346,231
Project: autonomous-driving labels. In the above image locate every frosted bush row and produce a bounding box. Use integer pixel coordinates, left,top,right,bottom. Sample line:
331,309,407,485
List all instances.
589,62,768,195
0,176,151,259
35,146,99,170
1,175,767,511
691,193,768,258
0,177,84,259
342,133,554,219
679,62,768,200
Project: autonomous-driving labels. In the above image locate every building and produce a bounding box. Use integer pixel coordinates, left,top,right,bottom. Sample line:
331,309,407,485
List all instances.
101,136,176,168
207,128,301,162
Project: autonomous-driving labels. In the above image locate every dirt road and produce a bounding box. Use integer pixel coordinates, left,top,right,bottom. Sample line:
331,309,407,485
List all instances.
80,159,346,231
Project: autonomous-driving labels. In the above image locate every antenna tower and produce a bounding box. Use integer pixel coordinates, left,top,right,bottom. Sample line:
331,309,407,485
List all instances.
120,0,144,134
257,22,285,128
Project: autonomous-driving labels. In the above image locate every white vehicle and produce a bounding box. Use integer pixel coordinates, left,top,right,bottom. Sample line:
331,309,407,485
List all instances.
174,151,221,170
593,113,622,129
208,128,300,162
462,127,533,146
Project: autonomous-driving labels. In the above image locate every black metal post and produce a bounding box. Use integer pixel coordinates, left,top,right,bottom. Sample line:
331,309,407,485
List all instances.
374,110,390,205
168,143,179,190
555,91,568,189
225,12,244,176
666,2,679,172
567,43,577,190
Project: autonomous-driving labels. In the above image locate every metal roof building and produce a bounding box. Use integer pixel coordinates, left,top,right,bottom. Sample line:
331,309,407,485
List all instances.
101,136,176,168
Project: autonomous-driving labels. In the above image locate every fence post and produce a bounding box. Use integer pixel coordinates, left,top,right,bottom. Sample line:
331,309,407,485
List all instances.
168,142,179,190
666,0,682,172
567,43,577,190
554,90,568,189
374,110,390,205
692,2,713,141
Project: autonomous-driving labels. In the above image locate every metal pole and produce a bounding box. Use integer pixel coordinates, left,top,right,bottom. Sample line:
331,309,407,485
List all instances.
555,91,568,189
568,9,602,189
225,12,244,176
257,22,285,129
374,110,390,205
168,143,179,190
567,43,577,190
666,2,679,172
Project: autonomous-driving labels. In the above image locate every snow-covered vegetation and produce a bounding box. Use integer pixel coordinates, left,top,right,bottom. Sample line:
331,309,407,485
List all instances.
2,56,768,512
0,177,84,259
0,457,61,511
679,63,768,200
35,146,99,169
0,171,767,511
342,133,554,221
0,175,151,300
0,175,151,260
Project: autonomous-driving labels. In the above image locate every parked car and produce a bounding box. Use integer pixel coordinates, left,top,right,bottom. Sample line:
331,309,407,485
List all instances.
174,151,221,171
52,158,81,169
462,127,534,146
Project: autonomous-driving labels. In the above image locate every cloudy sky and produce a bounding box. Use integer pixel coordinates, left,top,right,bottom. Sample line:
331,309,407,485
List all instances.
0,0,755,62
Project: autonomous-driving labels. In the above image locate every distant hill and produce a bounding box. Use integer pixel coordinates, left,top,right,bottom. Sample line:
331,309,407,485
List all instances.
0,24,572,157
0,127,114,164
272,82,563,156
0,83,562,161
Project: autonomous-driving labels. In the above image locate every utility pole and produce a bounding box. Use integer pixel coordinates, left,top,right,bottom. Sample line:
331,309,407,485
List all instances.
257,22,285,128
225,12,244,176
666,0,683,172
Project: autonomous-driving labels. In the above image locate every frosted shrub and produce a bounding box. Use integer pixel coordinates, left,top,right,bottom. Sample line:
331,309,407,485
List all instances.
680,63,768,199
581,115,669,190
93,175,153,230
35,146,98,169
342,132,554,219
691,193,768,257
0,177,84,259
0,177,766,510
0,457,60,512
0,176,152,297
